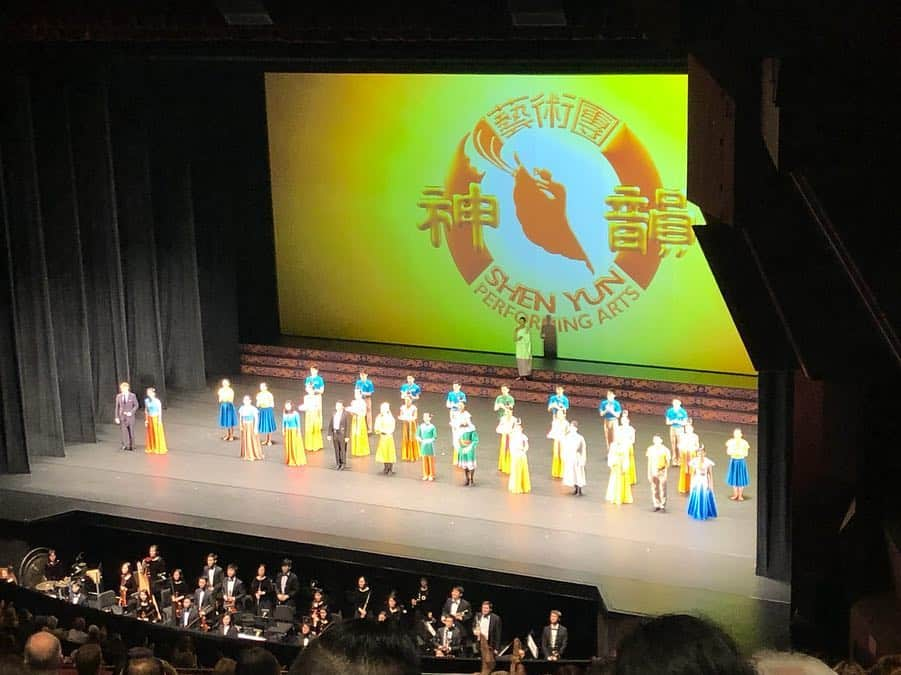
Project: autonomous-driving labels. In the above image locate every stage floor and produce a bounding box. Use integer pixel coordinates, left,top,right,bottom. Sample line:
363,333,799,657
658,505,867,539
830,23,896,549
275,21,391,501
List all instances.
0,374,788,650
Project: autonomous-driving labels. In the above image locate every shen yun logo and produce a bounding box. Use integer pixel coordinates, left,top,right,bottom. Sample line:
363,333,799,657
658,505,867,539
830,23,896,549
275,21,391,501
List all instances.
417,92,702,336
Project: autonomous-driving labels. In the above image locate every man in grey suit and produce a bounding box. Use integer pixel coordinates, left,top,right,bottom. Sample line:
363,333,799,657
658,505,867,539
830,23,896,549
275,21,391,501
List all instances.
114,382,139,451
327,401,350,470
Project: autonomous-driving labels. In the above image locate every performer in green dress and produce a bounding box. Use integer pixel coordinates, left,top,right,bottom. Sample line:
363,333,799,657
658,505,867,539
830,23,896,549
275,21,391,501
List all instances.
457,413,479,487
416,412,437,481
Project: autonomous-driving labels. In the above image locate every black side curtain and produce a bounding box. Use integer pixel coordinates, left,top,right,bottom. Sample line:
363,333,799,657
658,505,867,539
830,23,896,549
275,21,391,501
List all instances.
756,370,792,581
0,65,211,473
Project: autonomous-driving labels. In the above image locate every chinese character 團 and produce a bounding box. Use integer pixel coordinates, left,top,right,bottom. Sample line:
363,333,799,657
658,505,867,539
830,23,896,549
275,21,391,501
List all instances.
571,99,617,146
605,186,649,254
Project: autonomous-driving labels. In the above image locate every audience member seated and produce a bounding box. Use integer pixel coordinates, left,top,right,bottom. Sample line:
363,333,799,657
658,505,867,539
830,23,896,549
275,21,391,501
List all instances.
289,619,420,675
614,614,755,675
125,657,161,675
66,618,89,646
236,647,280,675
212,657,237,675
74,644,103,675
23,632,61,675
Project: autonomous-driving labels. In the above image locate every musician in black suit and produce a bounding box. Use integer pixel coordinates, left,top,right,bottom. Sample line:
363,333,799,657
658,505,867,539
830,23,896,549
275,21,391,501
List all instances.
327,401,350,470
434,615,462,658
202,553,224,592
177,597,199,631
217,612,238,638
275,558,300,606
69,582,88,607
221,564,247,611
346,575,373,619
473,600,503,654
441,586,472,629
540,609,568,660
194,576,216,613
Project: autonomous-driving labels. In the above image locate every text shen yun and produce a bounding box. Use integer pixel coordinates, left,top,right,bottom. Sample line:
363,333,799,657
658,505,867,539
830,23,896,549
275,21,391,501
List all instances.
473,265,641,331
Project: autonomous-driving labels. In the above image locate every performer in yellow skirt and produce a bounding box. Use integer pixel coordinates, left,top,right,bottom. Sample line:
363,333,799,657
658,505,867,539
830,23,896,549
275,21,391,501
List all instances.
605,439,633,505
496,408,514,474
348,389,371,457
398,396,420,462
547,408,567,479
143,387,168,455
677,422,700,494
281,401,306,466
301,385,323,452
374,402,397,475
507,418,531,494
617,411,638,485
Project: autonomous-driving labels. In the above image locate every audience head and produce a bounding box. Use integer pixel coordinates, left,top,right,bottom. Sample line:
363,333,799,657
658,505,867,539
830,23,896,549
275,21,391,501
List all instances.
212,658,237,675
126,658,161,675
614,614,754,675
72,617,86,633
74,644,102,675
289,619,420,675
236,647,280,675
86,625,101,644
24,632,61,675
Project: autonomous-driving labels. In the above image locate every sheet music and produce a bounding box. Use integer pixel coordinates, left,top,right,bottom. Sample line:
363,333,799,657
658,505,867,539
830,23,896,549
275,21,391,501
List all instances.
527,633,539,659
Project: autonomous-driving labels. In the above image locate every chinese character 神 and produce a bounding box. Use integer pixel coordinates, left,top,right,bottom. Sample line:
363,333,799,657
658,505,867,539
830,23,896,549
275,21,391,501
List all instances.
416,186,452,248
530,93,577,129
605,186,649,254
486,96,536,138
571,99,617,146
650,189,694,257
453,183,500,251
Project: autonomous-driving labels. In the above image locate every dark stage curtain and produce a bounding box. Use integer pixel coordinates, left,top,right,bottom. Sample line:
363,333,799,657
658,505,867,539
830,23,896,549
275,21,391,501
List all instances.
0,144,30,474
30,72,96,443
67,76,131,420
756,370,792,581
149,92,206,391
108,72,167,404
0,73,66,460
0,63,276,474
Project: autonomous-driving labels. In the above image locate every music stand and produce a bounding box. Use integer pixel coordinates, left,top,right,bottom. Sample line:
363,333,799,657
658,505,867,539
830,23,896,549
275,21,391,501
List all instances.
84,568,102,606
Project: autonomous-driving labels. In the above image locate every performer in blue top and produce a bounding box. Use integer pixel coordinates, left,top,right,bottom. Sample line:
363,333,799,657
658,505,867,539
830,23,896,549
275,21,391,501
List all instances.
598,390,623,449
354,370,375,431
400,375,422,402
664,398,690,466
547,385,570,420
445,382,467,420
305,365,325,395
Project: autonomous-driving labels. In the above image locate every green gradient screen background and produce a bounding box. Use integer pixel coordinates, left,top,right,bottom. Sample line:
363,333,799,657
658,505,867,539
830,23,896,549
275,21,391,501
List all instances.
265,73,754,374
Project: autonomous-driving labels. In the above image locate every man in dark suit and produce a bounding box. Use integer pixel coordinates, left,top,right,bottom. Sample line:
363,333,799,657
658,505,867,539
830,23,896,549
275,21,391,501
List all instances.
327,401,350,470
114,382,139,451
194,576,216,613
441,586,472,630
202,553,224,592
177,597,199,630
221,564,247,611
473,600,503,654
434,614,462,657
274,558,300,606
540,609,568,660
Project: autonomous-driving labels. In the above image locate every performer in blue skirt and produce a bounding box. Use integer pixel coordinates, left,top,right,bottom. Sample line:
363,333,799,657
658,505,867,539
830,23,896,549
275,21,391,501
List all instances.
686,446,717,520
725,428,751,501
256,383,277,445
217,379,238,441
